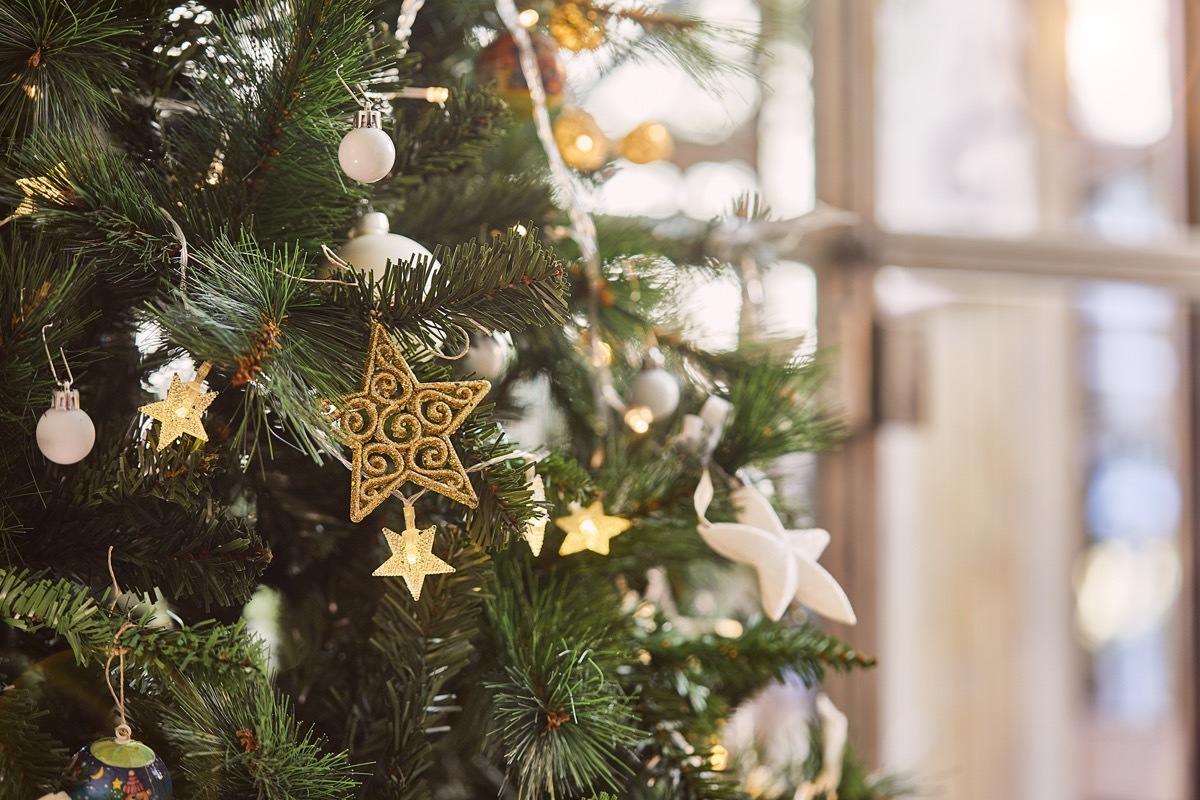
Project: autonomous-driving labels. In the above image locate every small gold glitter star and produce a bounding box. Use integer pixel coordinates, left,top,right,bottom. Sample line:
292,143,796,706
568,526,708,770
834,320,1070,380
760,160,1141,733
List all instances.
556,499,631,556
111,777,123,790
372,505,455,600
333,322,490,522
139,361,218,451
14,162,70,217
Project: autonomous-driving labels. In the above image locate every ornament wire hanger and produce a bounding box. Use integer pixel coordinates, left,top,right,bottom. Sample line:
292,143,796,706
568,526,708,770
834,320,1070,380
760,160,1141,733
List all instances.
41,322,75,390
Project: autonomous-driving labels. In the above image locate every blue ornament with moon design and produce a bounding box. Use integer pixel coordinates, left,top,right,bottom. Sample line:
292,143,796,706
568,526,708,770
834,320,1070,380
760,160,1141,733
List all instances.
64,736,172,800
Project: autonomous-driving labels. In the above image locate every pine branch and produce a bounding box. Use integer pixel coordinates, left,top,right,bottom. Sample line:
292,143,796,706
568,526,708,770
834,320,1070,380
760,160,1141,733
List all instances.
0,568,110,656
377,170,555,248
641,621,874,711
539,2,758,87
328,226,569,353
704,351,843,473
387,85,512,186
152,231,368,460
0,133,172,282
166,0,376,251
627,733,747,800
484,560,640,800
0,0,140,147
0,686,68,800
346,530,489,799
0,567,267,684
457,403,542,551
155,679,360,800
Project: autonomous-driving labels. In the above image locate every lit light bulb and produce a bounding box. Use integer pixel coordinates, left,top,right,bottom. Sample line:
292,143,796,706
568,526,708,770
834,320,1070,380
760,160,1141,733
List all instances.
518,8,539,27
625,406,652,434
710,744,729,771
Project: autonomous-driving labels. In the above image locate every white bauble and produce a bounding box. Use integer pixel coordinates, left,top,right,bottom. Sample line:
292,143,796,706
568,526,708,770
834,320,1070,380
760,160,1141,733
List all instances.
36,389,95,464
629,367,680,421
337,212,436,282
338,110,396,183
459,332,514,382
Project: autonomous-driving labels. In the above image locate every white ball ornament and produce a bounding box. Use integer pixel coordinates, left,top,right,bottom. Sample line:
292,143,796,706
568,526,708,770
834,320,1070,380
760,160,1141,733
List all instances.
459,332,514,382
338,109,396,183
36,387,95,465
337,211,437,283
629,365,680,422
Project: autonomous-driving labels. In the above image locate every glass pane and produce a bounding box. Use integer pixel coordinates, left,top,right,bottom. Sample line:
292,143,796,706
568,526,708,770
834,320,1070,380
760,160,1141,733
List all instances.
875,0,1186,242
874,268,1189,800
875,0,1038,235
582,0,815,219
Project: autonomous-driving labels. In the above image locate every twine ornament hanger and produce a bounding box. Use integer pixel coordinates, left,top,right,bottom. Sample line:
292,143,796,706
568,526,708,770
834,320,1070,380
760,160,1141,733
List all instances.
105,546,135,744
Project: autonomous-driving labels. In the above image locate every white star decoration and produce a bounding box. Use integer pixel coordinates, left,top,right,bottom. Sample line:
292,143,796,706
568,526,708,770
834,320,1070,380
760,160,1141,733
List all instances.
694,470,856,624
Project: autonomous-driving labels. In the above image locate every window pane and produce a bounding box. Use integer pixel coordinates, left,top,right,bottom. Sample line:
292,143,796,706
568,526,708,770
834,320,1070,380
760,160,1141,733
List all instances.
875,269,1190,800
875,0,1186,242
875,0,1038,235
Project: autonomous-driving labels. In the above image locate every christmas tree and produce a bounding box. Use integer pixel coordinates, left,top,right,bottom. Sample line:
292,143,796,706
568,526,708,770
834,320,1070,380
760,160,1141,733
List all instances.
0,2,891,798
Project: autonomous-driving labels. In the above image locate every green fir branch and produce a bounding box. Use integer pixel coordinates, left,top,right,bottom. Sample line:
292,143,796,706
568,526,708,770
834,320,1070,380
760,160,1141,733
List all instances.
0,686,68,800
705,351,843,473
485,561,640,800
168,0,375,251
347,531,490,800
328,226,569,353
641,621,874,711
19,438,270,609
546,2,759,88
0,0,140,147
0,568,109,659
152,231,368,460
376,170,555,248
155,679,360,800
387,85,512,186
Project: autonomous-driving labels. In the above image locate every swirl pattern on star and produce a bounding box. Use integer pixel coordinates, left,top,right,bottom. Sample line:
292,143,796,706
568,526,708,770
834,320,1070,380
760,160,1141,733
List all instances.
334,323,490,521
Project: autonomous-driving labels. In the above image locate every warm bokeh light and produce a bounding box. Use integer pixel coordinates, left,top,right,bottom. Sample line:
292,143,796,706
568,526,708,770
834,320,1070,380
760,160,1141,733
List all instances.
1065,0,1172,146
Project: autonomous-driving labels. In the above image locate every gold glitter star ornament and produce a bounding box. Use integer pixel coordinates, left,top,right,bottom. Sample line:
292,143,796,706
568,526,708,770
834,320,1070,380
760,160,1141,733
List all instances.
373,506,455,600
334,323,490,522
139,362,218,451
556,499,631,556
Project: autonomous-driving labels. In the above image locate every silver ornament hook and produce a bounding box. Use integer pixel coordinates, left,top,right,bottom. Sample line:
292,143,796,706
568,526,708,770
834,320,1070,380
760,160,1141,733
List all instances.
335,63,373,110
41,322,74,389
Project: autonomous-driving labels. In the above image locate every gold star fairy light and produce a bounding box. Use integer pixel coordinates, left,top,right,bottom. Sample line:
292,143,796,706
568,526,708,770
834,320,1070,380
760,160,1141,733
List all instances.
333,322,490,523
556,498,631,556
139,362,218,451
373,505,455,600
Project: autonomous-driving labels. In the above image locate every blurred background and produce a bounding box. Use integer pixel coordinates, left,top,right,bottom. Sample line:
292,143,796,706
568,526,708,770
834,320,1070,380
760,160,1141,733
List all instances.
566,0,1200,798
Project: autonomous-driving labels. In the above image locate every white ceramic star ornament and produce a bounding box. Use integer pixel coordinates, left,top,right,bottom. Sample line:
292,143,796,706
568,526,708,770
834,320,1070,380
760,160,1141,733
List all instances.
694,469,856,624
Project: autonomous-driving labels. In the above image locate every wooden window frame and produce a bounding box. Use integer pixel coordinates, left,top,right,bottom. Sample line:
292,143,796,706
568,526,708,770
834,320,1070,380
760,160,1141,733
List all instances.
806,0,1200,788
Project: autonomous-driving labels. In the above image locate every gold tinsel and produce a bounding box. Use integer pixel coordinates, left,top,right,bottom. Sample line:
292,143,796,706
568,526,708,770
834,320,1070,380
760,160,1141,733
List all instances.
549,2,606,51
334,322,490,523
